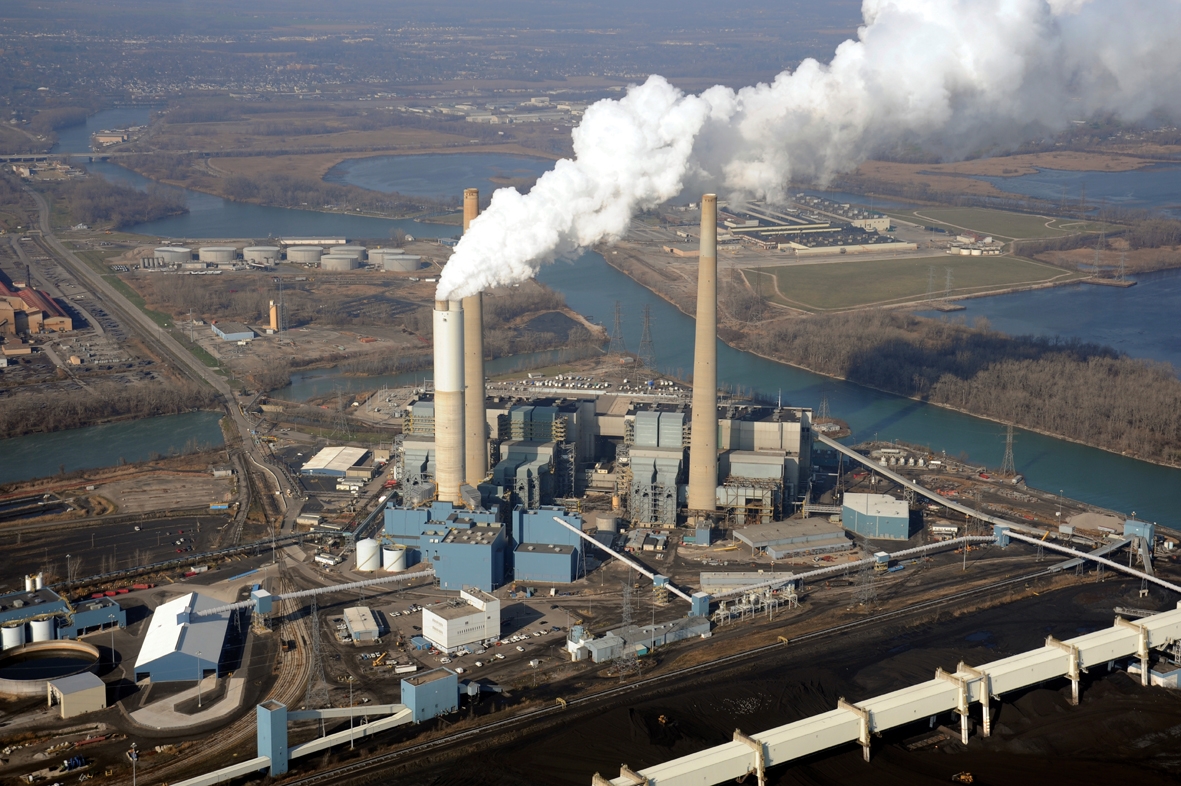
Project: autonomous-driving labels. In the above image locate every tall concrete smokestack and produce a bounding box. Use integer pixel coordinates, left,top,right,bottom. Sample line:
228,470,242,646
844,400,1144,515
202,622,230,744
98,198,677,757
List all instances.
687,194,718,515
462,188,487,488
433,299,466,506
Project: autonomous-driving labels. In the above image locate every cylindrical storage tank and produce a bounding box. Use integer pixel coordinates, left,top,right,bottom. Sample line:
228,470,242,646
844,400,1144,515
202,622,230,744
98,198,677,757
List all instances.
369,248,402,263
593,513,619,533
383,254,421,272
23,575,34,593
34,573,43,590
29,619,54,643
1,623,25,651
286,246,323,265
198,246,236,265
971,248,982,256
244,245,282,264
959,247,971,255
155,247,192,264
321,254,359,272
433,300,466,506
383,545,408,572
356,539,381,572
330,245,367,262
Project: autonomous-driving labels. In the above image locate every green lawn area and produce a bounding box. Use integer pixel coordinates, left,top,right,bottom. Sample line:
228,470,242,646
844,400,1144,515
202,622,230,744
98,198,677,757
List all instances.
743,255,1085,311
882,206,1109,240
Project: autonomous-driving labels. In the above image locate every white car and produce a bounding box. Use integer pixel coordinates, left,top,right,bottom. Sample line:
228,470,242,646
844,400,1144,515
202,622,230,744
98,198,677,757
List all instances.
516,645,525,652
440,657,452,664
494,653,505,660
455,667,466,674
474,660,484,667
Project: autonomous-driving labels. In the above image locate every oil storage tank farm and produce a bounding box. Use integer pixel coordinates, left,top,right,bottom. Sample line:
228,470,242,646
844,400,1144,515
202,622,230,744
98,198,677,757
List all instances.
199,246,237,265
372,248,421,272
356,538,381,571
286,246,323,265
155,247,192,265
330,245,368,263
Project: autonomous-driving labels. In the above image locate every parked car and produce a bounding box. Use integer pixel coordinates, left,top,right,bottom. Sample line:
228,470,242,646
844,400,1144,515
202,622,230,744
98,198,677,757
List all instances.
516,645,525,652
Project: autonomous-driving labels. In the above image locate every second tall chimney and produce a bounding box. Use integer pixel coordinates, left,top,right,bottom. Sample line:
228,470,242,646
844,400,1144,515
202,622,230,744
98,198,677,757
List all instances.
433,299,466,506
462,188,488,488
687,195,719,515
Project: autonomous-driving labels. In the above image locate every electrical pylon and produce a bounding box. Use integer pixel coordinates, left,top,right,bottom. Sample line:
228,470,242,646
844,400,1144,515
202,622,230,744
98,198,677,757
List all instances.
608,300,628,356
637,304,655,367
1001,424,1016,477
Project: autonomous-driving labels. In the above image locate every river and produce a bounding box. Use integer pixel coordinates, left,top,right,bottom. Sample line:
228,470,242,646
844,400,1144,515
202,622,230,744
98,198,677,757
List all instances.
974,163,1181,218
0,411,225,486
27,109,1181,523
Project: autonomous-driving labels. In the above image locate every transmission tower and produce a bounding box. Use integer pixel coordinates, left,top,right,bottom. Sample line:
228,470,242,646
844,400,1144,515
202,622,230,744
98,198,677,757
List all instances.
856,565,877,608
944,267,954,300
616,579,639,680
637,304,655,367
330,388,352,439
304,595,331,711
1001,424,1016,477
817,395,830,421
608,300,628,356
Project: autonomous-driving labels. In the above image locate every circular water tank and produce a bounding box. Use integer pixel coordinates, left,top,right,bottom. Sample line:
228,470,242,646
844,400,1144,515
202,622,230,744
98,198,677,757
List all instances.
29,619,54,643
382,254,421,273
971,248,982,256
155,247,192,264
330,245,367,262
593,512,619,533
382,545,407,572
198,246,236,264
244,245,281,264
321,254,359,272
286,246,323,265
1,623,25,651
356,539,381,572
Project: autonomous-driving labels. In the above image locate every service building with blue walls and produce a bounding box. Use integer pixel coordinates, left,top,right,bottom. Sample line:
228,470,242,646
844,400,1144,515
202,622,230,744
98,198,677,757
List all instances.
841,493,910,540
402,668,459,723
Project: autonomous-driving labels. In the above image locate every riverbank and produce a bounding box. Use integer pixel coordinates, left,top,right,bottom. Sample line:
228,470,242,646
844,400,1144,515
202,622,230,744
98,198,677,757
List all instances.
600,252,1181,470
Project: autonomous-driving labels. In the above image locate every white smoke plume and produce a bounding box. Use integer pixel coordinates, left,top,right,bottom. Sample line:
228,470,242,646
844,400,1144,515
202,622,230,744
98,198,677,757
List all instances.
437,0,1181,301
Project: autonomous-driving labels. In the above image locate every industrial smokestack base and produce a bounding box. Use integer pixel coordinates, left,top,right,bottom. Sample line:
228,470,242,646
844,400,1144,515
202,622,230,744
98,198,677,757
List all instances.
687,194,719,516
462,188,488,489
433,299,466,506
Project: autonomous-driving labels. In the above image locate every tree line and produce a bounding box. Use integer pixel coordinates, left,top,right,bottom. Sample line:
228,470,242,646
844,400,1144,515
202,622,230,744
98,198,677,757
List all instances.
47,176,186,228
0,382,219,439
746,312,1181,465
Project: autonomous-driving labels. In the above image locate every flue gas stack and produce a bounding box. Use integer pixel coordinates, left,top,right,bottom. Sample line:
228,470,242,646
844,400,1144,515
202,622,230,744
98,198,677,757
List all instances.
461,188,488,488
433,299,466,505
687,194,719,515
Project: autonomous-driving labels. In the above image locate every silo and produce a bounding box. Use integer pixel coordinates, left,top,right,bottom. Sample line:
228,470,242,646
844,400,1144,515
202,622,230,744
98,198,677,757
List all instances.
383,254,421,273
34,572,43,590
286,246,323,265
199,246,237,265
29,618,55,642
382,544,408,572
1,623,25,651
330,245,368,263
155,247,192,265
593,513,620,533
321,254,359,272
23,575,34,592
356,538,381,572
244,245,282,264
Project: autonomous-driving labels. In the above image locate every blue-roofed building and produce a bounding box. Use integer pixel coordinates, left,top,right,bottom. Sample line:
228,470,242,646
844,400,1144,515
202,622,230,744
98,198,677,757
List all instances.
841,493,911,540
432,522,507,591
515,543,578,583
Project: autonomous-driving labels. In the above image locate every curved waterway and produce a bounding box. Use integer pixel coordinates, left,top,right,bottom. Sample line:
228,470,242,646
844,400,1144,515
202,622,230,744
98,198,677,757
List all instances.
0,411,225,486
325,153,554,201
974,163,1181,218
46,110,1181,523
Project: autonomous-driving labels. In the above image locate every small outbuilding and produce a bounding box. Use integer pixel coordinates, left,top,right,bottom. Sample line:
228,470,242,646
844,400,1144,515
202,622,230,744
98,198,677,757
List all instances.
47,672,106,718
343,606,381,643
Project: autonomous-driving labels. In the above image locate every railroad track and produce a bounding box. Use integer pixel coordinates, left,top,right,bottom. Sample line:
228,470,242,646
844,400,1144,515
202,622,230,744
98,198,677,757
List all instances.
283,566,1061,786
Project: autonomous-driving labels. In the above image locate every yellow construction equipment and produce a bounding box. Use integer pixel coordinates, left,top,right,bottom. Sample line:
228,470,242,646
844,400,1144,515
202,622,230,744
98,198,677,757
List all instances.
718,545,739,552
951,773,974,784
777,636,790,645
373,652,388,667
1041,531,1050,541
556,697,568,709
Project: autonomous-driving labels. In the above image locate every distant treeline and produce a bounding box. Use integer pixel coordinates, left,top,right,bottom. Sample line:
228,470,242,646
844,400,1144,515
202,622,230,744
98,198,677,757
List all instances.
1014,217,1181,258
745,312,1181,466
48,176,186,228
0,382,219,439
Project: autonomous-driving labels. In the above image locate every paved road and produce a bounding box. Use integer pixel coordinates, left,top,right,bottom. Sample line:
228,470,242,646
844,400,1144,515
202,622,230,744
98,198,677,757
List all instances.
25,188,300,533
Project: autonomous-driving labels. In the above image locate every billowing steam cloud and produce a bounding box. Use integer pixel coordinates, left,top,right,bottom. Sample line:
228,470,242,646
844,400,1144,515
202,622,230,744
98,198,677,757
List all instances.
437,0,1181,300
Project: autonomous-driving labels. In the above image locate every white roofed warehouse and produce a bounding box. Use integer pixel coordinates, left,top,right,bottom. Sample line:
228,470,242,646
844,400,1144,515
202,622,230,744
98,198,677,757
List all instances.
301,446,370,478
133,593,230,683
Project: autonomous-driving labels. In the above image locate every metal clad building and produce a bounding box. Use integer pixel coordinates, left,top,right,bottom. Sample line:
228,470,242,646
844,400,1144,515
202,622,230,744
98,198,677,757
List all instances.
842,493,910,540
211,321,256,342
47,672,107,719
343,606,380,642
514,543,578,583
133,592,230,683
401,668,459,723
301,446,370,478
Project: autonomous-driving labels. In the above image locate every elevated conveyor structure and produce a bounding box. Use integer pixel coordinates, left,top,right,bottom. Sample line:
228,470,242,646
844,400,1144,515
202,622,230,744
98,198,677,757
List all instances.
191,568,436,618
552,516,694,603
597,604,1181,786
815,434,1044,534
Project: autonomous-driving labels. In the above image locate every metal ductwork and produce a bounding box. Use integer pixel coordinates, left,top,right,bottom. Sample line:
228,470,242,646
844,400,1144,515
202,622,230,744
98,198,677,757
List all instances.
462,188,488,489
687,195,719,515
433,299,466,505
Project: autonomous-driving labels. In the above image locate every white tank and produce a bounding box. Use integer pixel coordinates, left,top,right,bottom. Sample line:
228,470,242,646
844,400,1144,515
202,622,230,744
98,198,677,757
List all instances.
356,538,381,572
971,248,982,256
34,572,43,590
286,246,323,265
383,254,421,272
321,254,359,272
383,545,407,572
155,247,192,264
1,623,25,650
593,513,620,533
244,245,281,264
29,618,54,642
23,575,34,592
199,246,236,264
330,245,367,262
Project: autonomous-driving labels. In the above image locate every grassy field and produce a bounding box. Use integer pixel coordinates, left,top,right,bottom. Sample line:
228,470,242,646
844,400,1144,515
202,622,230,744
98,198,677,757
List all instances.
743,255,1085,311
883,206,1110,240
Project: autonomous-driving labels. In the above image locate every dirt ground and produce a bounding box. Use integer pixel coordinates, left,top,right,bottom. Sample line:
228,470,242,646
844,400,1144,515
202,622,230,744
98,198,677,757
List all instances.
95,472,233,514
